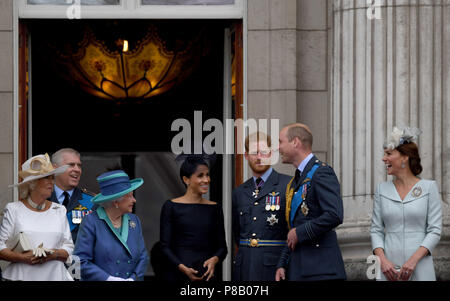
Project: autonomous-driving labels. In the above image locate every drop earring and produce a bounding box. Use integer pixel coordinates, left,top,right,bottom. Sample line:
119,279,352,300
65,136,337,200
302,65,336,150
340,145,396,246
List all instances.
401,162,406,168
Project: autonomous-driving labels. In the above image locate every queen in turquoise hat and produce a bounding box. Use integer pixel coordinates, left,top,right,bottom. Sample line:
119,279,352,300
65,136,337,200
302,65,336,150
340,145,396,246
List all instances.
91,170,144,204
74,170,149,281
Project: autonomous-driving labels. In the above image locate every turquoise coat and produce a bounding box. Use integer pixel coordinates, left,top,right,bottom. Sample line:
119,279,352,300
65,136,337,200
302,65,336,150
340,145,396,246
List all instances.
370,179,442,281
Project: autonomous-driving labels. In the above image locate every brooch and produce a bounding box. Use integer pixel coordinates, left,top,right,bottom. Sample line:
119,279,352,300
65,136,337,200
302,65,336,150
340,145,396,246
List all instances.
129,221,136,229
412,186,422,197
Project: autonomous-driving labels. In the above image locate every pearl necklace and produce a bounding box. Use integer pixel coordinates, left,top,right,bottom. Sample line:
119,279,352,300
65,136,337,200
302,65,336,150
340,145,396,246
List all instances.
27,197,45,211
111,219,121,228
106,212,122,228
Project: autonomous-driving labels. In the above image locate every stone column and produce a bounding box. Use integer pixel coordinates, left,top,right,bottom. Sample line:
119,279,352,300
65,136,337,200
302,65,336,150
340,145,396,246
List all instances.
297,0,330,163
0,0,14,221
247,0,298,175
332,0,450,280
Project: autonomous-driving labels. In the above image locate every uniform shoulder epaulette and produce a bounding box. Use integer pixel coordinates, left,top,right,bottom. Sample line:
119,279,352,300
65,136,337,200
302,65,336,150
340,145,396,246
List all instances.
81,188,96,197
314,159,328,167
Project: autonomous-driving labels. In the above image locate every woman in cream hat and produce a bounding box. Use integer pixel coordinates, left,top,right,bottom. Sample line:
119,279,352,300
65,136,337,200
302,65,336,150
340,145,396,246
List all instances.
0,153,75,281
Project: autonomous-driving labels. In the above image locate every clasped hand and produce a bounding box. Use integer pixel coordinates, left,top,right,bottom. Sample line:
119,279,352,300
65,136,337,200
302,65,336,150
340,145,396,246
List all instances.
381,257,417,281
22,243,55,265
180,256,219,281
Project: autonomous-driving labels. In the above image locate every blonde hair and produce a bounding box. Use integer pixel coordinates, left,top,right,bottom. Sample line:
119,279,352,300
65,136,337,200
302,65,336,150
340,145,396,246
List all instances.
18,180,38,200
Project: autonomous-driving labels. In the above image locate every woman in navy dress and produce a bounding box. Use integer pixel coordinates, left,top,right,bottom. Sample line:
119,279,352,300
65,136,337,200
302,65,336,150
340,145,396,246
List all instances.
160,155,227,281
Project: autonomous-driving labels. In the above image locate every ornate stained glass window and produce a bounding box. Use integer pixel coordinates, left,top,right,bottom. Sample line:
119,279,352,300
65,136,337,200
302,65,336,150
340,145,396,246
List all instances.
44,21,210,102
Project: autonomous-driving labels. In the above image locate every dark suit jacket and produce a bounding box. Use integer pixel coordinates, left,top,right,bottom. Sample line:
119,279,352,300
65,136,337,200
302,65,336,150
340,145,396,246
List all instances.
232,169,291,281
277,156,347,281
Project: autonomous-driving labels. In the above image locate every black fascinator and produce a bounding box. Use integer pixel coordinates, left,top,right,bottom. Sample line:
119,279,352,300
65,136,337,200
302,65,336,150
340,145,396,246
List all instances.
175,153,217,168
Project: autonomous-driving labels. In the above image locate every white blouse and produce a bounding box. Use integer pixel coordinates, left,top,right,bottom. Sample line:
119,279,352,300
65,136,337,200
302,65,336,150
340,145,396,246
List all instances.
0,201,74,281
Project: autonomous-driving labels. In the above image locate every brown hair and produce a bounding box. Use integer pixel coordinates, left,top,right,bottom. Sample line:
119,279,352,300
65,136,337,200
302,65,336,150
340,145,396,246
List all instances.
245,132,272,153
396,142,423,176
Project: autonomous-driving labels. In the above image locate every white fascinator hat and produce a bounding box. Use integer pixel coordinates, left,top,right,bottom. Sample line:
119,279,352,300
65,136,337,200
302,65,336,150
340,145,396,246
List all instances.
383,126,422,150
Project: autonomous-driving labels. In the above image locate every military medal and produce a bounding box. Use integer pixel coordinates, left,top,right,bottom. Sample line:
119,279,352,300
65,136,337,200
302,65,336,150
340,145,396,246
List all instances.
265,196,271,211
253,178,264,199
301,184,308,200
267,214,279,226
267,192,280,211
301,202,309,216
72,210,82,224
72,205,89,224
412,186,422,197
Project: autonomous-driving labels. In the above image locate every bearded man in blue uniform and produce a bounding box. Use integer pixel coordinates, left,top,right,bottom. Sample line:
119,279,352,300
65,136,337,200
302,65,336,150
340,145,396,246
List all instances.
232,132,291,281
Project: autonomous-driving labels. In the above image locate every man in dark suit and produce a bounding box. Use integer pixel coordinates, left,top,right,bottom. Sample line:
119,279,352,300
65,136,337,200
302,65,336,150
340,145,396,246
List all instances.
49,148,95,244
275,124,346,281
232,132,291,281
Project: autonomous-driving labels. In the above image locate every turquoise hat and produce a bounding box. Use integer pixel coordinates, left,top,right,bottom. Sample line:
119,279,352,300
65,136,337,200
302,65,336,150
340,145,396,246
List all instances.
91,170,143,204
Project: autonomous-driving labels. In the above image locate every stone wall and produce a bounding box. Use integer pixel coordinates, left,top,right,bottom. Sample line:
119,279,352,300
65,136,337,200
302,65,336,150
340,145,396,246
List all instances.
247,0,331,175
0,0,14,220
331,0,450,280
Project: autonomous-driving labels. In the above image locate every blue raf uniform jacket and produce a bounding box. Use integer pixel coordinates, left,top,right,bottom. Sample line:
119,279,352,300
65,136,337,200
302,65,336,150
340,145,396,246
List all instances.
277,156,347,281
232,170,291,281
49,187,96,244
74,207,149,281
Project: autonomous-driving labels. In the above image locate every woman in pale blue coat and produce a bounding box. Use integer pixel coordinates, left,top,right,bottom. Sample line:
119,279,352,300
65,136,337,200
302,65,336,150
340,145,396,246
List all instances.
74,170,149,281
371,127,442,281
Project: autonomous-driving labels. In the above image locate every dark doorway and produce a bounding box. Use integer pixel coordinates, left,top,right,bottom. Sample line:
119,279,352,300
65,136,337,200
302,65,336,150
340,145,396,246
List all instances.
26,19,230,278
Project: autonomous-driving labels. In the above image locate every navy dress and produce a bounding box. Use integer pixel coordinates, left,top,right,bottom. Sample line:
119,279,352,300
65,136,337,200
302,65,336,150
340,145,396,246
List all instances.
160,200,228,281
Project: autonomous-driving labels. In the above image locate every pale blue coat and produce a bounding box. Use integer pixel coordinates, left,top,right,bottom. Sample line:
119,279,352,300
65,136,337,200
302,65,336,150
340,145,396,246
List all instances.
370,179,442,281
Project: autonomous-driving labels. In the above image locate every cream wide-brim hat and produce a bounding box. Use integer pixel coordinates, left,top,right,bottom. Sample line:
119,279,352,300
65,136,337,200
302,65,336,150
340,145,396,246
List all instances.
9,153,68,187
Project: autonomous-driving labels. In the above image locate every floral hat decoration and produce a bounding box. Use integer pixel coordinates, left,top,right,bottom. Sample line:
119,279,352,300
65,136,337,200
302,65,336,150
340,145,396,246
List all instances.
383,126,422,150
10,153,68,187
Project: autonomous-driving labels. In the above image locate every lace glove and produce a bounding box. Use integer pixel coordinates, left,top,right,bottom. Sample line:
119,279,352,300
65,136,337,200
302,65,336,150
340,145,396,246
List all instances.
33,243,55,258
